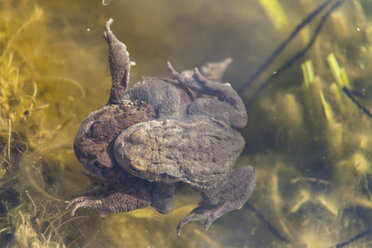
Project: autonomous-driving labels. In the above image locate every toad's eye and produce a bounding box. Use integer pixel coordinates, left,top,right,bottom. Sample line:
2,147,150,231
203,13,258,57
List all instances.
130,157,148,172
129,129,149,144
89,120,101,131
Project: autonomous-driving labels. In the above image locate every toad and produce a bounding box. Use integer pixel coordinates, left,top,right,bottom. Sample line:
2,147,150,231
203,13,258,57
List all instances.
68,19,257,234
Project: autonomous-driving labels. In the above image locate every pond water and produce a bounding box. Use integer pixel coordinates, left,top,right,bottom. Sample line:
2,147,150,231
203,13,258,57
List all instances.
1,0,372,247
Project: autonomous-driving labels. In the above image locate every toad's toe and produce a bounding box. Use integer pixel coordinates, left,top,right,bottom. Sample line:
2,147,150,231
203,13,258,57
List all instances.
67,197,102,216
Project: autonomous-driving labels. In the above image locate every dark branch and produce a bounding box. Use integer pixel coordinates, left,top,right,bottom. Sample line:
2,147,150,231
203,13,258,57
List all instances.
342,86,372,117
333,228,372,248
239,0,336,93
246,0,346,106
349,89,372,100
245,203,291,244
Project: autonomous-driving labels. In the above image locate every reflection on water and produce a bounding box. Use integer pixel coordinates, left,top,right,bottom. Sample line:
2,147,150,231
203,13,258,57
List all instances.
0,0,372,247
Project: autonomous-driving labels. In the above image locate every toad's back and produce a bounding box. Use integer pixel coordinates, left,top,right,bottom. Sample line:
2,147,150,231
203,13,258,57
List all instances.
114,115,245,191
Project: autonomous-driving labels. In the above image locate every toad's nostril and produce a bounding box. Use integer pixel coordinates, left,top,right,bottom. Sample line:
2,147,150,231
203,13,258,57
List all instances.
129,129,148,144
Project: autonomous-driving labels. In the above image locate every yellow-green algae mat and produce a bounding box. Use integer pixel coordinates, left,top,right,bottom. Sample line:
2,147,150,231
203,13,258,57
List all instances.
1,0,372,247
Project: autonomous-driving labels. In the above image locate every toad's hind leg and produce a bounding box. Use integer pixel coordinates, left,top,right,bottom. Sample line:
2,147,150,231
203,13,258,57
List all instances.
104,18,133,104
200,57,232,82
67,178,151,216
177,165,256,235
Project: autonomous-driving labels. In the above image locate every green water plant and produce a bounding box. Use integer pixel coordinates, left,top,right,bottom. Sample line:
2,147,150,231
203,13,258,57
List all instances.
243,1,372,246
258,0,288,31
0,1,97,247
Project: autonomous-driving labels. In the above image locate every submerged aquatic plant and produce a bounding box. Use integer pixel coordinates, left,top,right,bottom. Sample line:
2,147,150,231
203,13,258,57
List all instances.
243,1,372,246
0,1,103,247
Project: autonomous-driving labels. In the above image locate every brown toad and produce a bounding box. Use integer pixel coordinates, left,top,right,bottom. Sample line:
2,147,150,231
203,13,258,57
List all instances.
68,18,256,234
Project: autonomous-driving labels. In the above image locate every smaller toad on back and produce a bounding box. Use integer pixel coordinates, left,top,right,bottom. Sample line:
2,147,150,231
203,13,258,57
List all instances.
68,18,256,234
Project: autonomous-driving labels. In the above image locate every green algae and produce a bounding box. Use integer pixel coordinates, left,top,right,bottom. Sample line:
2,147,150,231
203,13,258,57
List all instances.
0,1,103,247
259,0,289,31
1,0,372,247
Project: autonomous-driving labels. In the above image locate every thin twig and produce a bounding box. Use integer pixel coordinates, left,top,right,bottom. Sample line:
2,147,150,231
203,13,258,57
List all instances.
332,228,372,248
246,203,290,243
239,0,336,93
342,86,372,117
245,0,347,106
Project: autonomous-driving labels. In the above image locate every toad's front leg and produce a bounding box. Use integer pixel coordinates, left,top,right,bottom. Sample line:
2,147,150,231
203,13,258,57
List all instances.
67,178,151,216
151,182,175,214
177,165,256,235
167,62,247,129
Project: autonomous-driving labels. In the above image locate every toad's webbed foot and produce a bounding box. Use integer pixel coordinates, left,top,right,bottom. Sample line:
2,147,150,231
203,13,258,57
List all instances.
177,166,256,235
104,18,133,104
67,178,151,216
201,57,232,82
167,61,202,93
167,61,247,129
167,57,232,84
